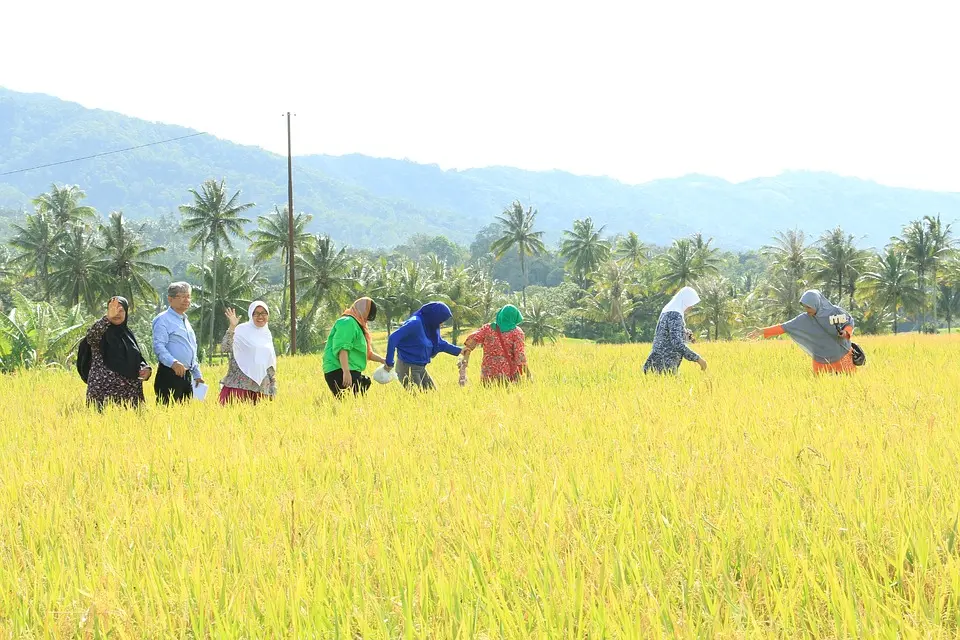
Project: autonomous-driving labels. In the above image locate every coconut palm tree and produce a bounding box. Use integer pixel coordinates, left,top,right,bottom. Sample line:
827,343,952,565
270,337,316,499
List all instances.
940,255,960,333
690,233,722,278
249,206,314,324
190,256,265,347
395,259,439,316
588,259,636,338
8,210,65,302
179,179,254,353
366,257,403,332
32,184,97,230
474,268,509,326
762,229,812,310
614,231,648,270
523,299,562,346
862,249,923,334
693,276,735,340
659,239,703,290
440,265,483,343
924,214,954,328
50,225,109,312
812,227,869,307
892,219,941,328
296,235,354,324
559,217,610,289
489,200,546,308
97,212,171,307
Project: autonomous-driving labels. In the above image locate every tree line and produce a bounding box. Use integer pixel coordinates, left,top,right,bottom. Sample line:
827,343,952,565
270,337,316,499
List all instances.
0,180,957,371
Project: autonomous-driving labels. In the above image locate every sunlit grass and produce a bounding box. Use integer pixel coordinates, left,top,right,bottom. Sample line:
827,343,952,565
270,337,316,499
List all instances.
1,334,959,637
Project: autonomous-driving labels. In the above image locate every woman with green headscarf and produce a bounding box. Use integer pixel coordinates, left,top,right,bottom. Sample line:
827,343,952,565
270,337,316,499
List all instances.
459,304,532,385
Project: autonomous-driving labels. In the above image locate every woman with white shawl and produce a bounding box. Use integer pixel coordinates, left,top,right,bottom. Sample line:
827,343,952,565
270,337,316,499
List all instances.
643,286,708,375
748,289,857,374
219,301,278,404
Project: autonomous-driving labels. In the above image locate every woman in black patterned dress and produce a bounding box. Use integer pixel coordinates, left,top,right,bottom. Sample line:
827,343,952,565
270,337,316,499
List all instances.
84,296,152,409
643,286,709,375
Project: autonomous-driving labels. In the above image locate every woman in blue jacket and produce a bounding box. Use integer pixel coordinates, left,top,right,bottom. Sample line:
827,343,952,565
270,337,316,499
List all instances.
384,302,462,390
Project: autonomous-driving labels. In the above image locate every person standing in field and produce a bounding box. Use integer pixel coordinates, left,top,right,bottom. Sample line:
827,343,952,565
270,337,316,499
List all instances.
643,286,708,375
459,304,531,385
152,282,204,404
748,289,858,374
219,301,277,404
80,296,152,409
322,297,388,397
384,301,461,390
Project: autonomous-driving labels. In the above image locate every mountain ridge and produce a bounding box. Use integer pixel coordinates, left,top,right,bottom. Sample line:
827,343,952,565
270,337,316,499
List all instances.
3,86,959,250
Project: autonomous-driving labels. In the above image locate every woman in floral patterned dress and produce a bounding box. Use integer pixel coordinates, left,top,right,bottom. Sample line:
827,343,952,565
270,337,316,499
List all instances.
459,305,532,386
219,301,277,404
643,286,708,375
84,296,152,409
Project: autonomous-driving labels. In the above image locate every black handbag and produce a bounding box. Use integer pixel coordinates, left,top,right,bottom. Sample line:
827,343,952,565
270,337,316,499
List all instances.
76,339,92,383
850,341,866,367
814,315,865,367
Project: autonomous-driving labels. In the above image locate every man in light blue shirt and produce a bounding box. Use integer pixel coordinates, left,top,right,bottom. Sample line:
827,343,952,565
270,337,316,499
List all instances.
152,281,204,404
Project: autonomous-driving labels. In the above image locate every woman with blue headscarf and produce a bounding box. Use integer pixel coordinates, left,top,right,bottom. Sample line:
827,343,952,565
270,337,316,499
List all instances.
384,302,462,390
748,289,857,374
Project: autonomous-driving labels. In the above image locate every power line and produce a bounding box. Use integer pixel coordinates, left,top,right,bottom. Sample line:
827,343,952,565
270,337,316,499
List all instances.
0,132,207,177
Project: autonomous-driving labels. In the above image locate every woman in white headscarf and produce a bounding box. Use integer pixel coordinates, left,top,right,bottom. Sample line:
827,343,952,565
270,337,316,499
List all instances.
748,289,857,374
643,286,708,375
219,301,278,404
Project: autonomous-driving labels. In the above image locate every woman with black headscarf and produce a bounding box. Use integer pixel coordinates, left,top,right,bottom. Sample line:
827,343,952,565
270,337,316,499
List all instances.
82,296,152,409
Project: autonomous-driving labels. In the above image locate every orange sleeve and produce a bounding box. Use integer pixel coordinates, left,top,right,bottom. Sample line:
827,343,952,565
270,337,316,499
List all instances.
763,325,785,338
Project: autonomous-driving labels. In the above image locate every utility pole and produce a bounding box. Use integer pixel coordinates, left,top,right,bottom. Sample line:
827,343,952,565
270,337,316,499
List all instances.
286,112,297,354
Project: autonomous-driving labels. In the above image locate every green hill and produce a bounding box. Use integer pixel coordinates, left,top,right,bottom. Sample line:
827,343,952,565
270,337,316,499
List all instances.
3,86,960,249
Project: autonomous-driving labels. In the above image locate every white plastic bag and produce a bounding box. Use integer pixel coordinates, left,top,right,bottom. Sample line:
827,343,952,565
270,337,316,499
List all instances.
373,365,398,385
193,382,209,401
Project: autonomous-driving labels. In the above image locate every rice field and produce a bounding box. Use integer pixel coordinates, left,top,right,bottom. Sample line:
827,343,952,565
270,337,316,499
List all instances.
1,334,959,638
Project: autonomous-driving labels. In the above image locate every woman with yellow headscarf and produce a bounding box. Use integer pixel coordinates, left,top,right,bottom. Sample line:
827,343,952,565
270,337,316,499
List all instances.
322,297,387,397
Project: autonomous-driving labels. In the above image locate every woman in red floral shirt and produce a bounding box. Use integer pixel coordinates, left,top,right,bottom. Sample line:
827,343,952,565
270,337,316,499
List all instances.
459,305,532,385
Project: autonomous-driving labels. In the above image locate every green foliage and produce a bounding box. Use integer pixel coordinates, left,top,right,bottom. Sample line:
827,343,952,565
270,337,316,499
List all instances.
0,291,88,371
559,217,611,286
189,255,266,347
691,276,736,341
50,225,110,312
3,171,960,372
862,249,923,334
179,178,255,354
295,235,354,330
659,236,720,292
97,211,171,307
523,299,562,346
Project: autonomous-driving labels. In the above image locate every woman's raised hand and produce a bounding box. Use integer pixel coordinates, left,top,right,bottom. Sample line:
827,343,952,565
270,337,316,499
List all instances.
224,308,239,329
107,296,123,320
745,329,763,341
106,297,124,324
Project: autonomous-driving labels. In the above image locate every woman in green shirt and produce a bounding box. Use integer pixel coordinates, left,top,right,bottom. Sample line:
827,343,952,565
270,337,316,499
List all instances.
323,297,387,397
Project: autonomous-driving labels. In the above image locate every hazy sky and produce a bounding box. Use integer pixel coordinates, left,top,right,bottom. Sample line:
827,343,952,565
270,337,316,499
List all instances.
3,1,959,191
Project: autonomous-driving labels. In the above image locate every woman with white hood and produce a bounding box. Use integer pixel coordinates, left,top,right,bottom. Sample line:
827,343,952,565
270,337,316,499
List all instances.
219,301,278,404
643,286,708,375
